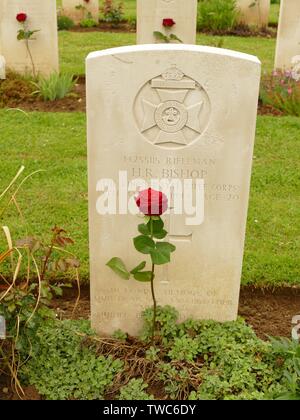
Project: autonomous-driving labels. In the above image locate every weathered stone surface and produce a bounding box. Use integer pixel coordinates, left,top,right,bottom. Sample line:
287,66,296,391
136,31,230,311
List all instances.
0,55,5,79
236,0,270,28
61,0,99,25
137,0,197,45
0,0,59,76
275,0,300,70
86,45,261,336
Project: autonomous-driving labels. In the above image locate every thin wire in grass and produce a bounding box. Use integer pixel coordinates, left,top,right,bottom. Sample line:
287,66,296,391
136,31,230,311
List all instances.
25,252,42,326
0,169,45,220
0,248,23,302
0,166,25,201
0,343,25,398
5,108,30,117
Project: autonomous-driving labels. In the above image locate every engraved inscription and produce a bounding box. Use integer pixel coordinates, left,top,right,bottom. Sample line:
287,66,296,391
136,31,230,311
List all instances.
134,66,211,149
94,287,234,308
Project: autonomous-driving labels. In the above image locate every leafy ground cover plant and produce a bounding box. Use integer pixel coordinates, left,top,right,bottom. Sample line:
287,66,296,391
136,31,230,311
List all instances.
80,15,98,28
100,0,124,26
21,305,299,400
260,70,300,116
118,378,153,400
21,320,123,400
57,15,75,31
197,0,238,32
32,73,76,101
270,337,300,400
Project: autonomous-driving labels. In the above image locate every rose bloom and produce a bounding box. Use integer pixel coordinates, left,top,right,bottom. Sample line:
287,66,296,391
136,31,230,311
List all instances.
16,13,27,23
135,188,168,216
162,18,175,27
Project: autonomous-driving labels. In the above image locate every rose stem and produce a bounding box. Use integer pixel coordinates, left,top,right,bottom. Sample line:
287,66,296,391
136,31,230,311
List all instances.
25,38,36,78
150,217,157,345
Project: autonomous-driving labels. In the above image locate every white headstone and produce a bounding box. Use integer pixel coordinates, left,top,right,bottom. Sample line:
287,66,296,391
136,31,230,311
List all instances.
0,0,59,76
236,0,270,28
275,0,300,70
61,0,99,25
0,55,5,79
87,45,261,336
137,0,197,45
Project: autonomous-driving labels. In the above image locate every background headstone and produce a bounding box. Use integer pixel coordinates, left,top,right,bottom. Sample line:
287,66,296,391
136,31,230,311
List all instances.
0,55,5,79
137,0,197,45
275,0,300,70
0,0,59,76
236,0,270,28
87,44,261,336
61,0,99,25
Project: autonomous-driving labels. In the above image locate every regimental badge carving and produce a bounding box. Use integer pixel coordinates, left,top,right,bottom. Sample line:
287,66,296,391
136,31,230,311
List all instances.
134,67,210,149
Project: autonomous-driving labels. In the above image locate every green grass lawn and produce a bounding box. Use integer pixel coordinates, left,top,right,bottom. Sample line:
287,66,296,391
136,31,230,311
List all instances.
59,31,275,75
1,3,295,288
269,3,280,26
0,110,299,286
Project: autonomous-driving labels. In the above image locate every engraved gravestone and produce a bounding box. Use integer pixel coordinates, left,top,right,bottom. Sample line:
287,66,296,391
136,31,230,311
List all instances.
236,0,270,28
0,55,5,79
137,0,197,45
61,0,99,25
87,45,261,336
275,0,300,70
0,0,59,76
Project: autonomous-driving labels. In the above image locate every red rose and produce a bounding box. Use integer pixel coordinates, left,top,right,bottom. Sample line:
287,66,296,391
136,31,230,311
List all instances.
162,18,175,27
16,13,27,23
135,188,168,216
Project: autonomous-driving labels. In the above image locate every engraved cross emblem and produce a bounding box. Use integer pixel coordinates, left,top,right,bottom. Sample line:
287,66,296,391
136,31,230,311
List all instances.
140,67,204,146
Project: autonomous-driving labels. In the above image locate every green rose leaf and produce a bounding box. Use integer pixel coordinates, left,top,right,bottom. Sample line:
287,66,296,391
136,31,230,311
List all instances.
17,30,25,40
130,261,146,274
133,271,153,282
150,242,176,265
138,223,150,236
153,229,167,240
133,235,155,254
153,31,169,43
148,217,164,233
169,33,183,43
106,257,130,280
157,242,176,253
150,248,170,265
